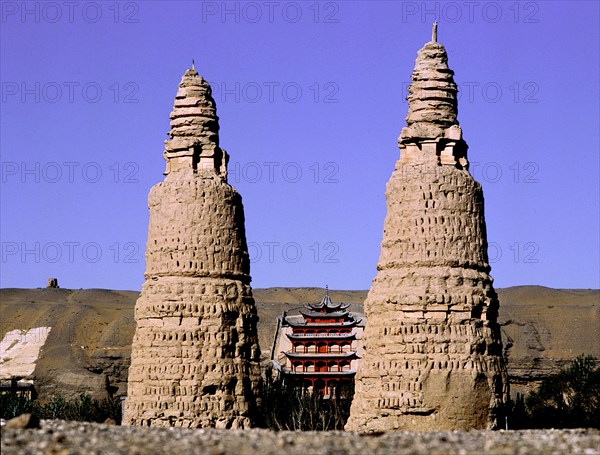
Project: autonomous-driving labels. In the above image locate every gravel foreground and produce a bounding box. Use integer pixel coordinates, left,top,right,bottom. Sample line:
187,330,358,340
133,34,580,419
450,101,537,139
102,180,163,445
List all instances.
1,420,599,455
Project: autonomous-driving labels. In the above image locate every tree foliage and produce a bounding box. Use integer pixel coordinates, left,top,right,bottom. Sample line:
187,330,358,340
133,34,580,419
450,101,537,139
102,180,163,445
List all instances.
0,393,122,423
508,355,600,429
258,368,354,431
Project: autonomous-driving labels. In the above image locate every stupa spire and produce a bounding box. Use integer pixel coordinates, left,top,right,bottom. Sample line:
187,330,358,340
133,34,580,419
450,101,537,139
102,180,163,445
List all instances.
398,25,467,168
163,66,228,178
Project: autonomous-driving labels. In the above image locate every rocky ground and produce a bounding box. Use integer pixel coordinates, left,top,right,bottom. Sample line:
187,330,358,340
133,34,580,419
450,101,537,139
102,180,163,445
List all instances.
1,420,599,455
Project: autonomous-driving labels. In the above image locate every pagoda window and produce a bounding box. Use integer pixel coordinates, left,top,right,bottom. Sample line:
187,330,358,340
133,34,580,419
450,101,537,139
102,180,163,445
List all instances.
305,362,315,372
294,344,304,353
341,343,351,353
306,343,316,353
330,344,341,353
317,343,328,354
316,361,327,372
295,363,303,372
340,361,350,372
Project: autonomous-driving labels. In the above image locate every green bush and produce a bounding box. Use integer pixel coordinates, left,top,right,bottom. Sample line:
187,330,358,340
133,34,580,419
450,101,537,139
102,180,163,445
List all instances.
508,355,600,429
0,393,122,424
0,392,33,420
258,368,354,431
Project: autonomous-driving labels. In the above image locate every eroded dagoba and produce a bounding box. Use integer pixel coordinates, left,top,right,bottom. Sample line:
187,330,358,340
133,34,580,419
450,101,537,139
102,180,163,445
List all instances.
346,24,508,431
123,64,261,428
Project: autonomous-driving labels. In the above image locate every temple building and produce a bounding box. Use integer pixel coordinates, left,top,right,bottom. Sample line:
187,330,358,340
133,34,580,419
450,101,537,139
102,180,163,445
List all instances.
271,290,365,396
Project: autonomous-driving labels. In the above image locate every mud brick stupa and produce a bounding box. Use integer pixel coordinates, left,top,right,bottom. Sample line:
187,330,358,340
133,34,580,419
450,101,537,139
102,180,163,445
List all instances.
123,64,262,428
346,24,508,431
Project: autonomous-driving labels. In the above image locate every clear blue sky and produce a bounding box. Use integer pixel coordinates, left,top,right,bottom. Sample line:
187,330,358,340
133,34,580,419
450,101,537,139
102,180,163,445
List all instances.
1,1,598,291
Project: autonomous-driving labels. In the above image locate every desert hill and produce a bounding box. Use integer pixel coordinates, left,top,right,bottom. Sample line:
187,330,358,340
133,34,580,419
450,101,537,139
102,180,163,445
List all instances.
1,286,598,400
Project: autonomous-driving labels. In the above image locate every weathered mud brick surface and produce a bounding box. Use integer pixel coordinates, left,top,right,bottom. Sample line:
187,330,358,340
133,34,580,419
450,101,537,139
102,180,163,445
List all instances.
346,28,508,431
123,66,261,429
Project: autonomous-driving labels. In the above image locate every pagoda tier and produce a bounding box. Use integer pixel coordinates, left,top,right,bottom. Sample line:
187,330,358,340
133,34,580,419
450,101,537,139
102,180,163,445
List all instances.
285,351,357,359
284,371,356,377
286,333,356,341
284,319,360,328
299,309,348,319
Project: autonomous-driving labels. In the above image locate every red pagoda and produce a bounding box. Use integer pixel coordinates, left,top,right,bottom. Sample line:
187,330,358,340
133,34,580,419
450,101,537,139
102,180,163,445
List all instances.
271,290,365,396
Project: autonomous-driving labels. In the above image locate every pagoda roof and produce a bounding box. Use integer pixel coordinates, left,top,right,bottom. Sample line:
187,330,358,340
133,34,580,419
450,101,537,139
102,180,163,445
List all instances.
307,293,351,311
285,318,359,328
299,309,350,319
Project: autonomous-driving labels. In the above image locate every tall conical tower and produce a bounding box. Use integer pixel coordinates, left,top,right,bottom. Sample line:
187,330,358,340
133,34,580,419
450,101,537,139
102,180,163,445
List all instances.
346,25,508,431
123,65,262,429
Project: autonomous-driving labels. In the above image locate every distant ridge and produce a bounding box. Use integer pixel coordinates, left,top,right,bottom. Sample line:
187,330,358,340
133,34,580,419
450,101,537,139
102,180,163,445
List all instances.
1,286,598,401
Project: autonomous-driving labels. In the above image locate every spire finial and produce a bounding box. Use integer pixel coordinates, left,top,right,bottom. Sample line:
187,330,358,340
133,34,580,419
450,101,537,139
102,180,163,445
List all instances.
432,21,438,42
192,59,195,70
325,285,329,296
